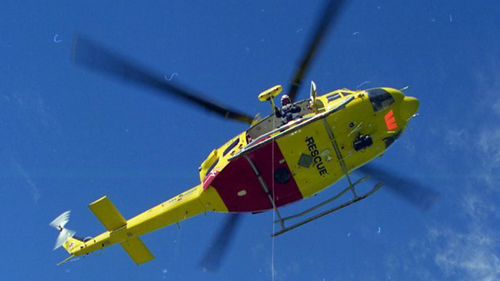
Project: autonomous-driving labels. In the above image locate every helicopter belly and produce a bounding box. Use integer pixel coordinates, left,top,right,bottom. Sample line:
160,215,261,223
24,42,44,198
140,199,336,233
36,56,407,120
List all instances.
210,141,303,212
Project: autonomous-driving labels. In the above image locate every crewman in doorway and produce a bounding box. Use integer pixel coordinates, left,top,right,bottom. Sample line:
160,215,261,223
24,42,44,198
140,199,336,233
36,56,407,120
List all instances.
275,94,301,125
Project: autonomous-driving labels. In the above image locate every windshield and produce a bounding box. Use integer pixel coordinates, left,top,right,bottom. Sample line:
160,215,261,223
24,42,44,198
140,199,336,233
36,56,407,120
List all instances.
367,88,395,112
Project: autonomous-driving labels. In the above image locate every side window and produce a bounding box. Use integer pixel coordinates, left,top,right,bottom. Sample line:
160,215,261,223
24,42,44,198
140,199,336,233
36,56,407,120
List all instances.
327,93,341,102
205,158,219,176
223,138,240,156
367,88,395,112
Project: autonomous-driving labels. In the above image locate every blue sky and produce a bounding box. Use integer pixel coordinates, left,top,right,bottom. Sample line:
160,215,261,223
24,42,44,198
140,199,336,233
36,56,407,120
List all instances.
1,0,500,280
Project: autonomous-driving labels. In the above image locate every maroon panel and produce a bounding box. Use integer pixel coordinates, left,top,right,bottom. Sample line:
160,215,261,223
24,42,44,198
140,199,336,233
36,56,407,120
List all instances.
211,142,303,212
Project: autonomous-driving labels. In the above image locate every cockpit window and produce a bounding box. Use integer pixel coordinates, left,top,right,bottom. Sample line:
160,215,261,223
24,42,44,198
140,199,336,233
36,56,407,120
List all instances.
367,88,395,112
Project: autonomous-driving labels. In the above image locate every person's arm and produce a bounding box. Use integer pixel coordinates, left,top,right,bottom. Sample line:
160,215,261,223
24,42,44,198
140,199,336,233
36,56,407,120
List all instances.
291,105,301,113
275,107,283,117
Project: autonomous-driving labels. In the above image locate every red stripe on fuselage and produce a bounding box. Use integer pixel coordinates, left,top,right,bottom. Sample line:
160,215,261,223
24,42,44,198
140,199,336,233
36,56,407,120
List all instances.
210,141,303,212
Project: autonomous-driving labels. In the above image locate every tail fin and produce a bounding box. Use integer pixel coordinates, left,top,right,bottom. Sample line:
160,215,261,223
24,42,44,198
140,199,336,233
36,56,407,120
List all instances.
50,211,77,250
50,211,87,265
62,237,85,255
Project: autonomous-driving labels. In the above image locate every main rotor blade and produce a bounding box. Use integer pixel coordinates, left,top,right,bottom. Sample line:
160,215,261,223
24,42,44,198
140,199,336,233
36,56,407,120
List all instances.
72,35,254,124
287,0,347,101
359,165,439,211
199,214,243,272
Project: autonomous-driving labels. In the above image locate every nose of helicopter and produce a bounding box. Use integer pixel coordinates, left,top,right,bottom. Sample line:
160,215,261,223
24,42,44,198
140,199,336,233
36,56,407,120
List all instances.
400,96,419,121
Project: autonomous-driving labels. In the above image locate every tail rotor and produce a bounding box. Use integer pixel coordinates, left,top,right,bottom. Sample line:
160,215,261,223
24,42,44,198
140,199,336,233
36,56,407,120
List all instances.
50,211,76,250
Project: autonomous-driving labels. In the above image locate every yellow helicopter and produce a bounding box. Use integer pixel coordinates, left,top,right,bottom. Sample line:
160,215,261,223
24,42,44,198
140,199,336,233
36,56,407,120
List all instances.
51,0,435,270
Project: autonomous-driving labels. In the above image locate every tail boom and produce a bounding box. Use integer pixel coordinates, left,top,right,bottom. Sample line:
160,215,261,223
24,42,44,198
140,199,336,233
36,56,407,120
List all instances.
63,184,227,264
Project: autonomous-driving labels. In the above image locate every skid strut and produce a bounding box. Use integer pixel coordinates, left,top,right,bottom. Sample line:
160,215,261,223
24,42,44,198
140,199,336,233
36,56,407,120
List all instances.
276,176,371,225
243,154,286,230
322,118,357,198
272,181,382,237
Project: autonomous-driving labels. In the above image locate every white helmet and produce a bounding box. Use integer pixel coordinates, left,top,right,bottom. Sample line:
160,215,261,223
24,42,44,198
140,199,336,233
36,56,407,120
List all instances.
281,94,291,106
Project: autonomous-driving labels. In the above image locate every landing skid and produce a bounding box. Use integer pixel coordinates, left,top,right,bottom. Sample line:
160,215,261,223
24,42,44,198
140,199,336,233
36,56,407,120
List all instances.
271,176,382,237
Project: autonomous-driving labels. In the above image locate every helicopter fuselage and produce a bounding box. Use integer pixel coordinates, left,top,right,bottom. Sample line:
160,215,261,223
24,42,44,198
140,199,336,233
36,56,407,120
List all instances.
200,87,418,213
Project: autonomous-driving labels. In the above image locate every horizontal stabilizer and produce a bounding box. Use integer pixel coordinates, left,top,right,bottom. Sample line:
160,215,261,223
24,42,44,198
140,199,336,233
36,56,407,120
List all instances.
57,255,76,266
120,237,154,265
89,196,127,231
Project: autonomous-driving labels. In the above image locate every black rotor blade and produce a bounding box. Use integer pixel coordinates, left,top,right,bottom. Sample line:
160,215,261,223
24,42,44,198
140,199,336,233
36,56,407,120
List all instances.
288,0,347,101
199,214,243,272
359,165,439,211
72,35,254,124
